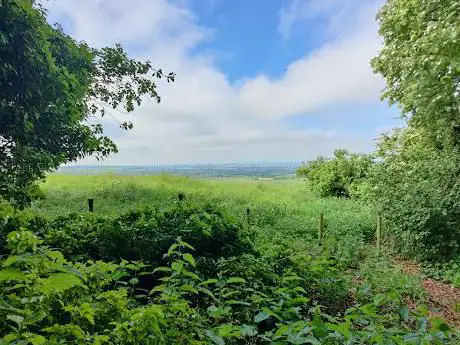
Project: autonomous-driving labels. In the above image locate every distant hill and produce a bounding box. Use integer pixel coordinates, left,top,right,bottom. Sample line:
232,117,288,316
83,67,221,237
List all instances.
57,163,299,178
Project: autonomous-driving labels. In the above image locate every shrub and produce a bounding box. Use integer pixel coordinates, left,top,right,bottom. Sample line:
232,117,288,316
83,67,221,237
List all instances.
0,230,457,344
368,132,460,262
3,202,254,264
297,149,374,198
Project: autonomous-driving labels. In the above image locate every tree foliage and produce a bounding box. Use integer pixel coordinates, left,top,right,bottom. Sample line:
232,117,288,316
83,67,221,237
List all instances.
369,0,460,261
368,129,460,261
0,0,174,206
371,0,460,148
297,149,374,198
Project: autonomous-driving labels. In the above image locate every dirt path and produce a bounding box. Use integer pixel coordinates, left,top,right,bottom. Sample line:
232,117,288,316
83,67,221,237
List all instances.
397,259,460,328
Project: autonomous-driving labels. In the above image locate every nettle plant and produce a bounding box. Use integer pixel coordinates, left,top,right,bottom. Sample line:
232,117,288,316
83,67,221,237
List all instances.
0,230,457,344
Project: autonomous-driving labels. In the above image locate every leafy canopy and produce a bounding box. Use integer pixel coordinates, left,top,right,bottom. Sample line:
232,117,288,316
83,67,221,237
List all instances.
0,0,174,206
371,0,460,148
297,149,374,198
368,0,460,261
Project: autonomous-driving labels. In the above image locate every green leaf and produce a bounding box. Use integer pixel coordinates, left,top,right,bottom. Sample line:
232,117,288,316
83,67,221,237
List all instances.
274,324,290,337
226,277,246,284
178,240,195,251
197,286,218,301
0,269,27,282
29,334,46,345
167,243,179,256
41,273,82,292
2,333,18,342
254,311,270,323
7,314,24,326
153,267,172,273
171,261,183,273
326,322,350,339
128,277,139,285
182,253,196,267
240,324,258,337
180,284,198,294
199,279,219,286
182,270,201,281
373,293,385,306
205,330,225,345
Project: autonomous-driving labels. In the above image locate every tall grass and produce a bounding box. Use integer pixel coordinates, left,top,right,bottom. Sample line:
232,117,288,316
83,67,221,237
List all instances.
32,174,376,266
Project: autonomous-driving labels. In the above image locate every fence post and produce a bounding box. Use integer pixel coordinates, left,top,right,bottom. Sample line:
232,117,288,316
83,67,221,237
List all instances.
88,198,94,212
246,208,250,226
376,214,382,253
318,213,324,246
178,192,185,202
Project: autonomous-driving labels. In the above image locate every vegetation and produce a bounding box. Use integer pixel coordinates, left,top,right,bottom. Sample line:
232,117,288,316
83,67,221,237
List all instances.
368,0,460,264
0,0,174,207
299,0,460,268
0,0,459,343
296,150,373,198
1,176,458,343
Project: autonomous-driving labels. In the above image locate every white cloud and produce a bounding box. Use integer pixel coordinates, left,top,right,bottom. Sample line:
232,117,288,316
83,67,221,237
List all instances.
278,0,383,41
46,0,389,165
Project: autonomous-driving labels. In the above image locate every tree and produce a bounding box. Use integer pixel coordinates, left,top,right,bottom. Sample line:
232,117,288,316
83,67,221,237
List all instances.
297,149,374,198
371,0,460,148
369,0,460,261
0,0,174,206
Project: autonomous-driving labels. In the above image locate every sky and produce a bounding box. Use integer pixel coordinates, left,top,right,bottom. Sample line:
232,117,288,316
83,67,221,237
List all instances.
45,0,402,165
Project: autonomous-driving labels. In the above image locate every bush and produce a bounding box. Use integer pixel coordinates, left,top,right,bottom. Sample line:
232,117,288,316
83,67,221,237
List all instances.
96,203,254,262
368,132,460,262
2,202,254,263
0,230,457,344
297,149,374,198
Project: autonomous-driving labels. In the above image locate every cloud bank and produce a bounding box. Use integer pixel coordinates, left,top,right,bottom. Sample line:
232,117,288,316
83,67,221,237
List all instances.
47,0,389,165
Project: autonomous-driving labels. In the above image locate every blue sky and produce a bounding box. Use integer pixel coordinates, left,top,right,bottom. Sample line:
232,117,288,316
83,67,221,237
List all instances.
46,0,401,165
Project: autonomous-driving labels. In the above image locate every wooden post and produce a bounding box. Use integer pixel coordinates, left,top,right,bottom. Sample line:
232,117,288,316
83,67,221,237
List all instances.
318,213,324,246
376,214,382,253
88,198,94,212
246,208,250,226
178,192,185,202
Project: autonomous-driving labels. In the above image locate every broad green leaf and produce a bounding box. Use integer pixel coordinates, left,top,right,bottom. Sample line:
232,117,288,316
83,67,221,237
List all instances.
167,243,179,256
29,334,46,345
153,267,172,273
180,284,198,294
399,305,409,321
178,240,195,251
41,273,82,292
182,270,201,281
182,253,196,267
6,314,24,326
240,324,258,337
0,269,27,282
326,322,350,339
171,261,183,273
226,277,246,284
199,279,219,286
254,311,270,323
205,330,224,345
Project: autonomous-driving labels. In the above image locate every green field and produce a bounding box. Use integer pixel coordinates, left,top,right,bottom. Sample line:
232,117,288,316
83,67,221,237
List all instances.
32,174,376,259
2,174,457,342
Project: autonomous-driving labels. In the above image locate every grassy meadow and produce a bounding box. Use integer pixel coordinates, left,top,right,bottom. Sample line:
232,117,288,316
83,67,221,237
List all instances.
32,174,376,260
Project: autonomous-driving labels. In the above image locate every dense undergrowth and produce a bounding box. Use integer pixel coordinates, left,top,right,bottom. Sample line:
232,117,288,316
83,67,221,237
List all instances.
0,176,458,343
